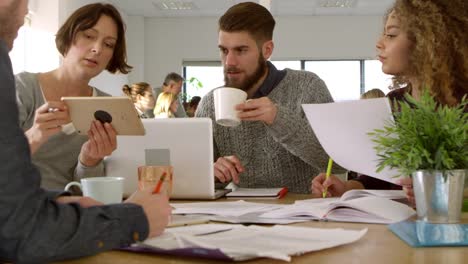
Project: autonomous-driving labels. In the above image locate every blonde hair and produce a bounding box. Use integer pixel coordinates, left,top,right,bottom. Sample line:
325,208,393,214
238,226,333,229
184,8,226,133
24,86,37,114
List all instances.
361,89,385,99
389,0,468,106
154,92,177,118
122,82,152,103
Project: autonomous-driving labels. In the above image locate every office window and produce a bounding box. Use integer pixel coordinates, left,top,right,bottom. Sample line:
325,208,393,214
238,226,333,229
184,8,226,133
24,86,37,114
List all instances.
364,60,393,95
185,59,384,101
184,65,224,100
305,61,361,101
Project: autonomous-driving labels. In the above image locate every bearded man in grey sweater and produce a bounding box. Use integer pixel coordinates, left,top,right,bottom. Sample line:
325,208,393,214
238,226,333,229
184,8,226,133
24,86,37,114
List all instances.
196,2,344,194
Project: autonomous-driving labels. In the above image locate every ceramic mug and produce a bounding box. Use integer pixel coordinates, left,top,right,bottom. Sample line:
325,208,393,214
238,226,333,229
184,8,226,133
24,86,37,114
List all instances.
64,177,124,204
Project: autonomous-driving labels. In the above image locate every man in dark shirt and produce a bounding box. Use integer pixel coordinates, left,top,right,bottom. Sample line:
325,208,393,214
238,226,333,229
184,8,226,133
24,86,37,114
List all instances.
0,1,171,263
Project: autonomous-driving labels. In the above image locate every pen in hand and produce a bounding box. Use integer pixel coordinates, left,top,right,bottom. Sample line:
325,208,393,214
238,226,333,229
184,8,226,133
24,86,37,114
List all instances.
152,172,167,194
322,158,333,198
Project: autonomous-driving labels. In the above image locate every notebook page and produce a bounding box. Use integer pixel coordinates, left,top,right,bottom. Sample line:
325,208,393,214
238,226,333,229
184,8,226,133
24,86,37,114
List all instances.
340,189,407,202
172,200,282,217
325,197,415,224
302,99,402,183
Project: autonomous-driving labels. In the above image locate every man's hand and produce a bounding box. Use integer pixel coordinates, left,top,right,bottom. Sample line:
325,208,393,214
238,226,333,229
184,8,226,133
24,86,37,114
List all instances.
214,155,245,184
56,196,103,208
125,188,172,238
236,97,277,125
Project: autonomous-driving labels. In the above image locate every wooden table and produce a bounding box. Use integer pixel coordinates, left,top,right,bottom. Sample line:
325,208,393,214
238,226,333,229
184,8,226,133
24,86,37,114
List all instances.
55,194,468,264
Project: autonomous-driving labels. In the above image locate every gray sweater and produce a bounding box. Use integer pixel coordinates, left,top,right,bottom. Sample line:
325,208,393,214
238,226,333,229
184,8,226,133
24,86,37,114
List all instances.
196,69,341,194
15,72,107,190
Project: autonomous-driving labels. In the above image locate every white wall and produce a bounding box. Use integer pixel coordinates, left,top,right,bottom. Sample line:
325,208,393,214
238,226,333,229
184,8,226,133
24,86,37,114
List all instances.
141,15,383,86
126,16,145,85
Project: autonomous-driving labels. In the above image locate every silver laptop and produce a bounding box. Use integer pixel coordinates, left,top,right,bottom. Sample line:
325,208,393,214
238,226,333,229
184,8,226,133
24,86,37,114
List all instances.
105,118,230,199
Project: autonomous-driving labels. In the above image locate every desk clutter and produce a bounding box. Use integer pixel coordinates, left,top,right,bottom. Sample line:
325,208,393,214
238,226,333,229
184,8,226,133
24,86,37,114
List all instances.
126,224,367,262
121,190,417,261
171,190,416,225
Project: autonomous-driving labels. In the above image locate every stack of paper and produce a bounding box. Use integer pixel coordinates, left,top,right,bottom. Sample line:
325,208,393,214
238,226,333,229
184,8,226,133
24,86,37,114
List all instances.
131,224,367,261
171,200,306,224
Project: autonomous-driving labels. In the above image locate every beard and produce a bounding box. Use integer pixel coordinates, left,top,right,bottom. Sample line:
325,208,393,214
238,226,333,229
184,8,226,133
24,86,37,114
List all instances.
0,1,23,50
224,53,267,92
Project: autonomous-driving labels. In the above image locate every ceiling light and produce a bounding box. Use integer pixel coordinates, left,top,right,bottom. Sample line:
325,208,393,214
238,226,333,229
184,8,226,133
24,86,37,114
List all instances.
153,1,196,10
320,0,357,8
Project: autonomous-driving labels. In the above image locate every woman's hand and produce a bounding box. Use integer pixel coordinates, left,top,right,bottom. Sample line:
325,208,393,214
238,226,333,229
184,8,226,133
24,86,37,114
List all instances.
397,177,415,207
25,102,70,154
80,120,117,167
311,173,347,198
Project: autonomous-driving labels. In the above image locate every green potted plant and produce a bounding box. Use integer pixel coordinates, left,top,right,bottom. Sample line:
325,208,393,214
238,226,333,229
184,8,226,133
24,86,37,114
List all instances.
370,90,467,223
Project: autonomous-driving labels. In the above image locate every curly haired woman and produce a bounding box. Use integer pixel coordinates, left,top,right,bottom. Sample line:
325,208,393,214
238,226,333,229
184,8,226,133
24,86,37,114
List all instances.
311,0,468,203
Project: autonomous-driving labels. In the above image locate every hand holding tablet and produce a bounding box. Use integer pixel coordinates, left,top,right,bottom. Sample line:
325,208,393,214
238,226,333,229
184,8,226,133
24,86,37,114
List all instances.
62,96,145,136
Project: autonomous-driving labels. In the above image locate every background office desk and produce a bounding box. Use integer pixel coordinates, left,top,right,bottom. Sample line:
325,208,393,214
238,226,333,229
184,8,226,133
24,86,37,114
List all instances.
55,194,468,264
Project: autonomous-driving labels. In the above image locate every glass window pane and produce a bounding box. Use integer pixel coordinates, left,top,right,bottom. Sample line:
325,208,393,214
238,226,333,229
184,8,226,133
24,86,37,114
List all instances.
364,60,393,95
185,66,224,99
304,61,361,101
271,60,301,71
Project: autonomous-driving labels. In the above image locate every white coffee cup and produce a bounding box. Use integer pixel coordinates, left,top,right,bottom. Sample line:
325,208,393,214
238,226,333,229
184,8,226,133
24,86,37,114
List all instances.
213,87,248,127
64,177,124,204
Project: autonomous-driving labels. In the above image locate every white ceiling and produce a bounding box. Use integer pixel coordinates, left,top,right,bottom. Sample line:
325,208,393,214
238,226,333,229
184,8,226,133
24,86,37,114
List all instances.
107,0,395,18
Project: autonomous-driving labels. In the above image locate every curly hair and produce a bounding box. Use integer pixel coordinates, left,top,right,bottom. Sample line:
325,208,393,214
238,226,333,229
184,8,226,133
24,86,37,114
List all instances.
390,0,468,106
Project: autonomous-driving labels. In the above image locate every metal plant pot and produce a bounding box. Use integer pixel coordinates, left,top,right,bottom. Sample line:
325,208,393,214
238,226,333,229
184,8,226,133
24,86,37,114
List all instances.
412,170,467,223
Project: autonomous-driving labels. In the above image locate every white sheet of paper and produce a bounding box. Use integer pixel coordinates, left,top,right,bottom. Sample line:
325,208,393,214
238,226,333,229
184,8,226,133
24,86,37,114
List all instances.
259,196,415,224
140,224,367,261
171,200,283,217
302,98,402,183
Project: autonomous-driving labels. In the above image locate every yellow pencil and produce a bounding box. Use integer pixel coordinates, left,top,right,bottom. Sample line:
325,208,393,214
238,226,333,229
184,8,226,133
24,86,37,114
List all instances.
322,158,333,198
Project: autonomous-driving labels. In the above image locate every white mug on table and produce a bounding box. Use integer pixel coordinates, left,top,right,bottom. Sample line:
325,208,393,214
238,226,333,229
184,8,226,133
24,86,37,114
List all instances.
64,177,124,204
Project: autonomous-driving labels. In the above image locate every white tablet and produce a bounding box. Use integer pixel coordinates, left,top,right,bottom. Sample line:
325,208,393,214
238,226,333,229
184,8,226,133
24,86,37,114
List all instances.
62,96,145,136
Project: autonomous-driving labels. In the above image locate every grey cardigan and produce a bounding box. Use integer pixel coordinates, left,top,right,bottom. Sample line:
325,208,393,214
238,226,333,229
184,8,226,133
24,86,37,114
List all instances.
15,72,108,190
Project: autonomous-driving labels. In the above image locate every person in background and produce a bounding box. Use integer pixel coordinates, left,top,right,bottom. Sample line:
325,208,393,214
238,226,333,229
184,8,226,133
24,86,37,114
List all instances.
147,72,187,118
122,82,156,118
311,0,468,205
15,3,131,190
0,1,171,262
154,92,178,118
196,2,343,194
186,96,201,117
360,88,385,99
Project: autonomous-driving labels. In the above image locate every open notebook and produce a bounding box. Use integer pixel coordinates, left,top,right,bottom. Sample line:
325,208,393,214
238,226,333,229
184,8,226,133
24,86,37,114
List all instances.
260,190,416,224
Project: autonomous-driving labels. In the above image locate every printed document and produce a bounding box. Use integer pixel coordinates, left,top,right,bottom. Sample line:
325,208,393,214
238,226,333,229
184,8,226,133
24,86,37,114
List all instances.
137,224,367,261
302,98,403,183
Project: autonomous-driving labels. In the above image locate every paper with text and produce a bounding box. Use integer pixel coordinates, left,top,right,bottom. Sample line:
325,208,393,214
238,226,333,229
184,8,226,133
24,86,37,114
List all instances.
139,224,367,261
260,193,415,224
302,98,402,183
171,200,283,217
